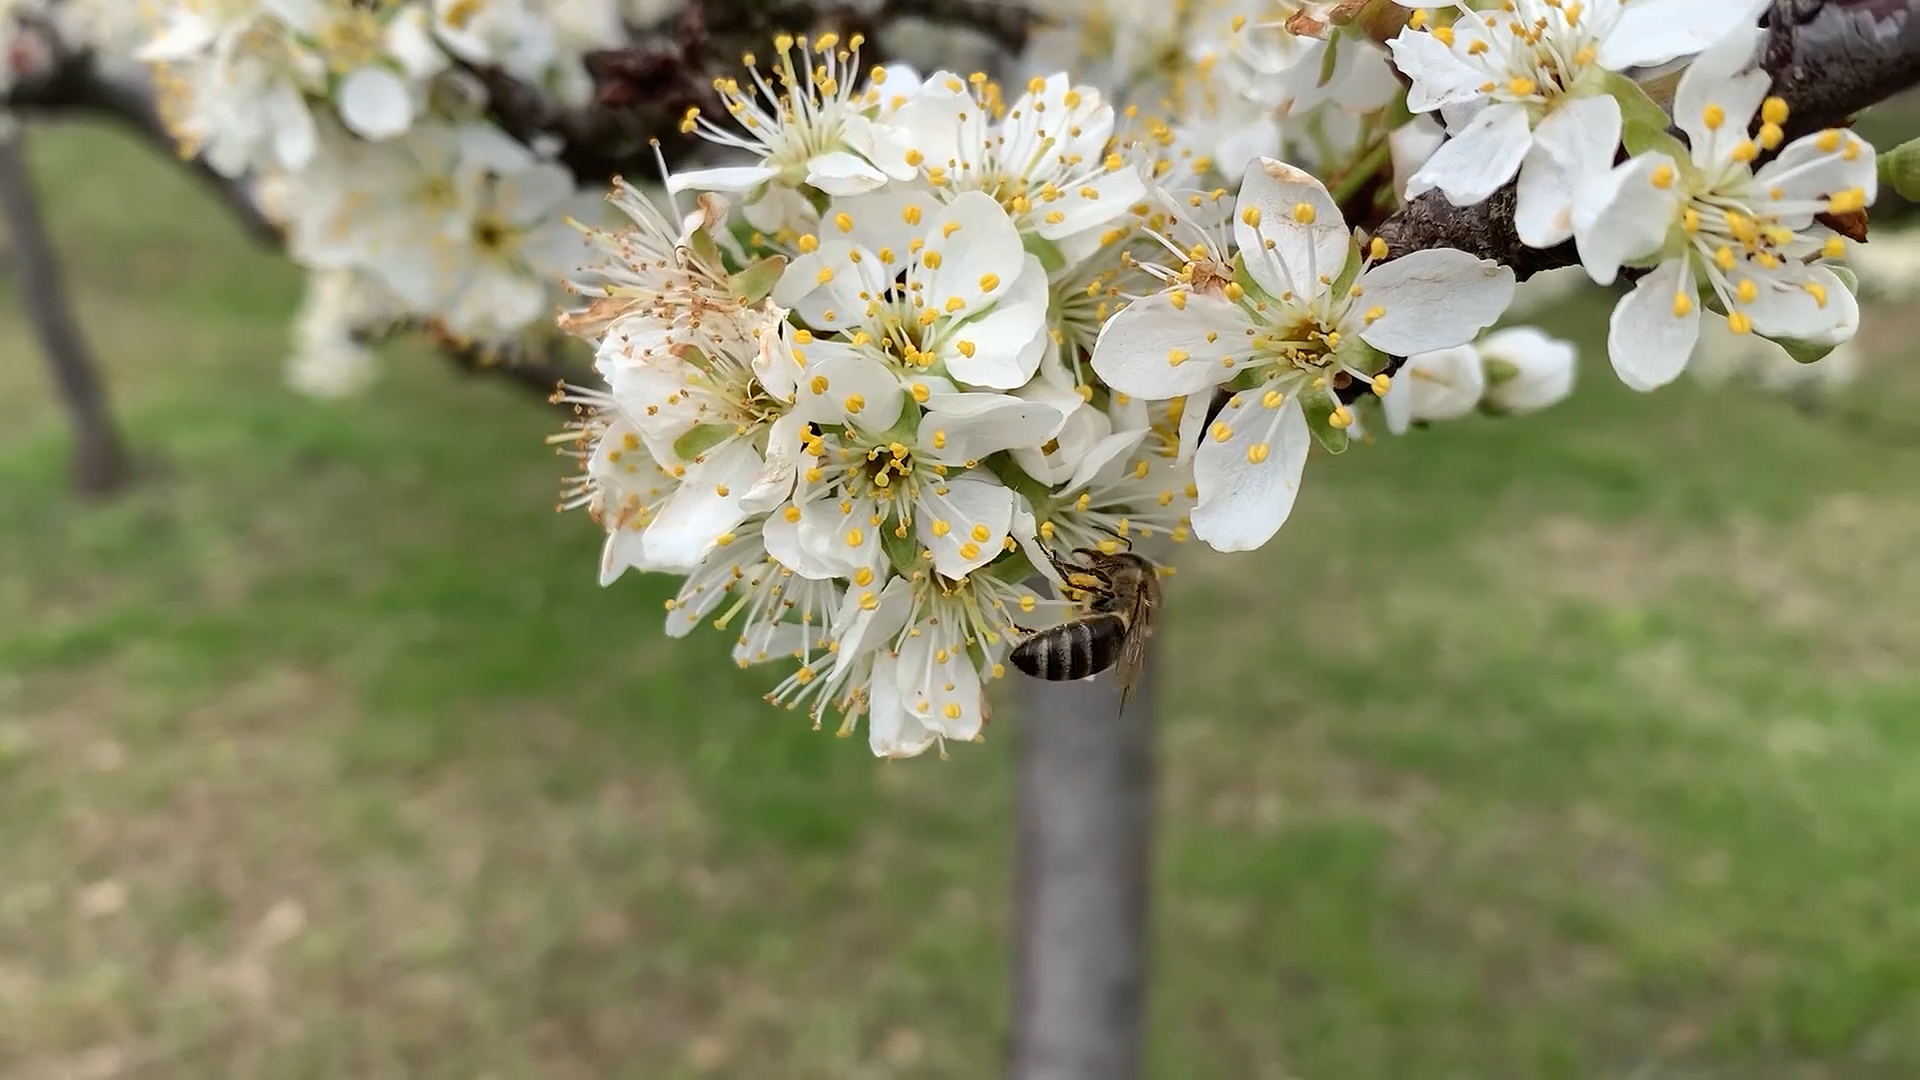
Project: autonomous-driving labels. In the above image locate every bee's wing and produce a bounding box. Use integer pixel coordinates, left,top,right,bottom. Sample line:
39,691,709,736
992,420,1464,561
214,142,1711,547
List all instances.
1114,588,1157,715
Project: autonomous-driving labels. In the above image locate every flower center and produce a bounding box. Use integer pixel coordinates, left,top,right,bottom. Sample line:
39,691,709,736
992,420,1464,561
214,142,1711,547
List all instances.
318,9,385,74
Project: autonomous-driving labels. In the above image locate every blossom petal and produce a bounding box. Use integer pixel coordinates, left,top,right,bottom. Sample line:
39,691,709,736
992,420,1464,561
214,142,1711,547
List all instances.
1479,327,1578,413
796,352,906,431
868,653,937,758
668,164,780,195
1755,132,1878,211
921,394,1066,466
1745,265,1859,348
642,439,764,571
939,255,1051,389
741,411,807,514
337,66,415,140
1355,249,1515,356
1516,95,1622,249
895,628,986,742
806,151,890,196
773,240,892,333
1091,291,1255,399
1235,158,1349,301
917,473,1017,579
1189,393,1311,553
1608,257,1700,391
1573,153,1683,286
1383,345,1484,434
1387,27,1490,114
1673,27,1770,167
1407,102,1532,207
1597,0,1771,71
918,191,1027,314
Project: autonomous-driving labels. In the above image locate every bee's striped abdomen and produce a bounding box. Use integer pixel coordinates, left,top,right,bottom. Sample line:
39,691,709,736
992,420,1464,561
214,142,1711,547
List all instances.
1011,613,1128,681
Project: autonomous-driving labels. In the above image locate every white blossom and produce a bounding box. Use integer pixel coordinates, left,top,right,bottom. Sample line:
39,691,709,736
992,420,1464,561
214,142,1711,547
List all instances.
1092,157,1513,550
1389,0,1770,245
1571,27,1874,390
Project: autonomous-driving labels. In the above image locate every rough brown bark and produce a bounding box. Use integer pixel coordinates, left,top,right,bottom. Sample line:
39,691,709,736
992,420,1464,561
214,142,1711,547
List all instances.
0,126,132,496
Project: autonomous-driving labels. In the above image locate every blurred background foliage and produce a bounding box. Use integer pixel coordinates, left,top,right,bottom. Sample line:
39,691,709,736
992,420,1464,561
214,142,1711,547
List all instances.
3,121,1919,1079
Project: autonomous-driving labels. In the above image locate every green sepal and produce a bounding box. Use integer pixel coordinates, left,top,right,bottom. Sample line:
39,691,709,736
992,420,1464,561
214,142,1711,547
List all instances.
1600,71,1672,144
672,424,734,462
1773,336,1840,365
1023,232,1068,275
687,225,724,273
1483,356,1521,388
880,516,923,576
1303,392,1351,455
1316,29,1343,89
1880,137,1920,201
1232,252,1280,307
730,255,788,304
1329,232,1366,300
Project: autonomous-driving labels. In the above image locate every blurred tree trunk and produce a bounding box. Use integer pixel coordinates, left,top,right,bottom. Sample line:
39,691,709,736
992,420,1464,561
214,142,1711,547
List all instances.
1009,656,1158,1080
0,125,130,497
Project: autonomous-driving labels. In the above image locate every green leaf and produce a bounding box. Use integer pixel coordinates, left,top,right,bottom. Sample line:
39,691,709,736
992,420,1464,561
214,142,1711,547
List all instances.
730,256,787,304
1023,233,1067,275
672,424,733,462
1302,392,1351,455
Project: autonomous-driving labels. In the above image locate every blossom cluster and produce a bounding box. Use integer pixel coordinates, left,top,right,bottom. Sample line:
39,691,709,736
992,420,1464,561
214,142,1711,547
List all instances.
1388,0,1877,388
14,0,1896,756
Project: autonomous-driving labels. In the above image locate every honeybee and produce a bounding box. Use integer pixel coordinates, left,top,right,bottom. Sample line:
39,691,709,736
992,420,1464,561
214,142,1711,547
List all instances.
1010,544,1163,713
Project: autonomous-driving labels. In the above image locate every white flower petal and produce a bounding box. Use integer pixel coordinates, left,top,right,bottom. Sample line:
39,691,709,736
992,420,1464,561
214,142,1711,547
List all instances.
1355,249,1515,356
939,255,1051,389
1407,102,1533,207
1755,133,1878,210
917,473,1017,579
1091,291,1254,399
922,394,1066,465
338,66,416,141
895,630,985,742
1608,257,1700,391
1597,0,1770,71
919,191,1027,313
868,653,937,759
1235,158,1349,301
806,151,890,196
1388,27,1491,114
1744,265,1859,348
1384,345,1484,434
668,164,779,195
1189,393,1311,553
642,439,764,571
1673,26,1770,164
741,411,807,514
1479,327,1578,413
1516,96,1622,249
1573,153,1683,286
796,352,907,431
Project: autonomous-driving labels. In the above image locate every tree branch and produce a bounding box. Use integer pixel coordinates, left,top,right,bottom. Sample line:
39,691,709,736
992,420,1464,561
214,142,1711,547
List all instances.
0,124,133,496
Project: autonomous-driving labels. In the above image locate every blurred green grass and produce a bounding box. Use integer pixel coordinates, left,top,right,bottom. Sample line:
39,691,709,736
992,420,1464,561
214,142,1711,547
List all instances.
3,122,1919,1079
